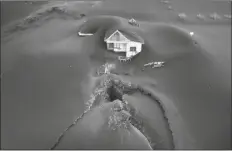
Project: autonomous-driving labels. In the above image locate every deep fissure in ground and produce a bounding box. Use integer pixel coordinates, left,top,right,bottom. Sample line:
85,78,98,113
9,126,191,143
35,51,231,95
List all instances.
99,75,174,149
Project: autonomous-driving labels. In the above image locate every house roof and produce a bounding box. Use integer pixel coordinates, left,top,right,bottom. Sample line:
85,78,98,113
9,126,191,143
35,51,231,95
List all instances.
129,18,136,22
104,28,144,44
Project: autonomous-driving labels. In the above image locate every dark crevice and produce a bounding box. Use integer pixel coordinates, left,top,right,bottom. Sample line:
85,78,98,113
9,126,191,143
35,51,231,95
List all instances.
107,85,123,102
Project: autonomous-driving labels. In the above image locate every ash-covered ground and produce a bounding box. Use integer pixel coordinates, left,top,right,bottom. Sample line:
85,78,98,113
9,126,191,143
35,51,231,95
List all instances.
1,0,231,150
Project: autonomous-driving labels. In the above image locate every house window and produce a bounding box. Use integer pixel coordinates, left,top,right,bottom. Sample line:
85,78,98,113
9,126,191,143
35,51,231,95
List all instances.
130,47,136,52
115,43,121,49
108,43,114,49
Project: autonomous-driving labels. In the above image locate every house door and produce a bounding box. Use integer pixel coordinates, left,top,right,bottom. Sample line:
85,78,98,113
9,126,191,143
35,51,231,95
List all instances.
130,47,136,52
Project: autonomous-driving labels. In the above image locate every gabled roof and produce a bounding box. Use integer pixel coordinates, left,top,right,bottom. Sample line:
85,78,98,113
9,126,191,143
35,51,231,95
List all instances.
129,18,136,23
104,30,129,42
104,27,144,44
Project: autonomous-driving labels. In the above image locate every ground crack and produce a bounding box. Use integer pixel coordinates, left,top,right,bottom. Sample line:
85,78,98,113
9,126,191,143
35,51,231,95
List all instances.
50,63,175,149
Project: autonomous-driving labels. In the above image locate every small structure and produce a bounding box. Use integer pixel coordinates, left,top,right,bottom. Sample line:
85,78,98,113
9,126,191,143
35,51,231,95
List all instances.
104,28,144,58
128,18,139,27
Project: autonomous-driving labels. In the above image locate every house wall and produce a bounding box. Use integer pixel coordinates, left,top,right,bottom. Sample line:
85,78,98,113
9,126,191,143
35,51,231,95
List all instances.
106,41,143,58
115,43,127,52
105,30,130,52
106,41,127,52
126,42,142,57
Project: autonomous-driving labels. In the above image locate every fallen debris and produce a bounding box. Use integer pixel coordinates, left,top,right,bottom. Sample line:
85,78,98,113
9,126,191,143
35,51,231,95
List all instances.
178,13,187,20
97,63,116,75
189,32,194,36
209,12,221,20
161,0,170,4
196,13,205,20
168,6,173,10
144,61,165,68
80,14,86,18
78,31,93,37
224,14,231,20
118,56,133,62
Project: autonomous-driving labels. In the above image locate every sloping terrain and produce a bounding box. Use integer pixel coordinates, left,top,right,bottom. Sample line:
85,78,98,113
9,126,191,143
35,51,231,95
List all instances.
1,0,231,150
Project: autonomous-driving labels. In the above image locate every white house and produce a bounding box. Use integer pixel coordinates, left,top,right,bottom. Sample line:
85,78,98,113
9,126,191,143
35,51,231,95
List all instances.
104,28,144,58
